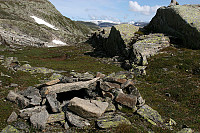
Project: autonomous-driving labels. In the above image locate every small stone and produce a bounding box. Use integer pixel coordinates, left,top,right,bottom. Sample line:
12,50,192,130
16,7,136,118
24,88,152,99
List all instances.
64,122,69,130
27,95,41,106
96,72,106,79
10,83,18,87
19,106,46,119
105,102,116,112
13,121,29,131
102,91,114,100
47,112,65,123
7,112,18,123
19,86,40,97
177,128,193,133
45,79,60,86
115,93,137,108
30,109,49,130
46,94,60,113
66,111,90,128
0,125,20,133
97,114,131,129
7,91,30,108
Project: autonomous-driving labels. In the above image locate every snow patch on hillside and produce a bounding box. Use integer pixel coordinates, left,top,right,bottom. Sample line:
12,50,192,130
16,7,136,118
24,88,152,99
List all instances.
30,16,59,30
52,40,67,45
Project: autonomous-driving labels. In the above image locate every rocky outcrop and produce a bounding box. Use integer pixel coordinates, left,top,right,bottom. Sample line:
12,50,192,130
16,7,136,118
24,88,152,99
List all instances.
89,24,139,57
89,25,170,75
0,0,92,47
145,5,200,49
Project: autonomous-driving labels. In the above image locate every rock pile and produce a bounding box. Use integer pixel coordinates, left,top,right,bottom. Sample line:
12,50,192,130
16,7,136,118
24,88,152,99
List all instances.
5,71,165,131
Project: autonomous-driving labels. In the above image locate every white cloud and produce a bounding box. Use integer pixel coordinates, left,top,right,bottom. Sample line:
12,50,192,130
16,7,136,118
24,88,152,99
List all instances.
129,1,161,15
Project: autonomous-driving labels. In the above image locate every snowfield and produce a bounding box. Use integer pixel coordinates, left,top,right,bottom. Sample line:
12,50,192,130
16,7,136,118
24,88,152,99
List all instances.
30,16,59,30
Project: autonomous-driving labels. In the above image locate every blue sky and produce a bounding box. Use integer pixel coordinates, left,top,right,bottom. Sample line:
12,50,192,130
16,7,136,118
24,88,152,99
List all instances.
49,0,200,22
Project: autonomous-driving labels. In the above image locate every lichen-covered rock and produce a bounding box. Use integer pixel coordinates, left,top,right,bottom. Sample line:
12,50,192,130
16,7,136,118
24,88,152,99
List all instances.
145,5,200,49
130,33,170,66
0,125,20,133
177,128,193,133
68,97,108,118
96,114,131,129
70,71,94,81
137,104,163,125
18,64,54,74
47,112,65,123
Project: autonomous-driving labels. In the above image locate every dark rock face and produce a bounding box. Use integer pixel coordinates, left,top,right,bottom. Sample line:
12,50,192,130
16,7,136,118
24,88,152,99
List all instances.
145,5,200,49
104,26,127,57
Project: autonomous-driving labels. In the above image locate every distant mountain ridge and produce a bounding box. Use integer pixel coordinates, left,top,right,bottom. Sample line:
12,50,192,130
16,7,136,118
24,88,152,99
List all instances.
84,20,148,27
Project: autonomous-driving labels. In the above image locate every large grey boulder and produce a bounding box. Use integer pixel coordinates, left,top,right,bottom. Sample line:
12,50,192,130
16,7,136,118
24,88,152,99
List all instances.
145,5,200,49
68,97,109,118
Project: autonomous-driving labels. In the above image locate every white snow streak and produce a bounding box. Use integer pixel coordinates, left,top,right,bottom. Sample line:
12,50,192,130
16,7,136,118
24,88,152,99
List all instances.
30,16,59,30
52,40,67,45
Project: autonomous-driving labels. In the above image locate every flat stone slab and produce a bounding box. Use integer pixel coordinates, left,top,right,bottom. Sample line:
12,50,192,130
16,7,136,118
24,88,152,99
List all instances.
66,111,90,128
41,77,99,95
68,97,108,118
45,79,60,86
137,104,163,125
115,93,137,108
97,114,131,129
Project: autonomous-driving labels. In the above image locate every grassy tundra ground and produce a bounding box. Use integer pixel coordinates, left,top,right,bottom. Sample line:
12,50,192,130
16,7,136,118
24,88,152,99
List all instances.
0,43,199,132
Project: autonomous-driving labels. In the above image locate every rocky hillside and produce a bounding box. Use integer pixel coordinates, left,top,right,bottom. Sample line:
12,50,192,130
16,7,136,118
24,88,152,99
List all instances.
145,5,200,49
0,0,92,47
